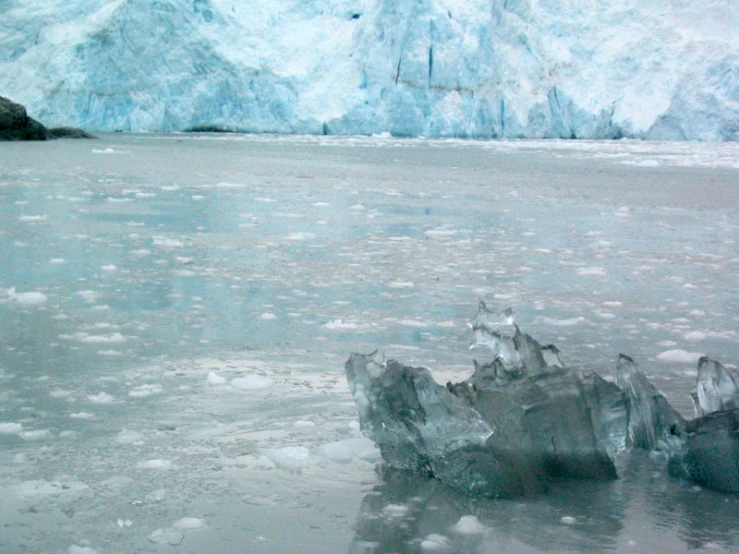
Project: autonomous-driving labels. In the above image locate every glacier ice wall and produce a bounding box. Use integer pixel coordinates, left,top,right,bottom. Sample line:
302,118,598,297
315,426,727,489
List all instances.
0,0,737,139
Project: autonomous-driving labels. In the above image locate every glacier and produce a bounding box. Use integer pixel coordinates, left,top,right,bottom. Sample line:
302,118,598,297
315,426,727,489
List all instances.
0,0,737,139
345,303,739,497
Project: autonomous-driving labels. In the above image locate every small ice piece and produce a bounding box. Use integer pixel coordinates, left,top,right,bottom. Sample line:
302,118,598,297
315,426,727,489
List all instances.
148,527,184,546
173,517,206,530
129,383,164,398
17,479,89,498
7,287,47,305
19,429,51,440
381,504,408,518
265,446,310,472
101,264,117,272
615,354,684,451
87,392,115,404
146,489,167,503
137,459,174,470
316,437,380,464
231,375,273,390
207,371,227,385
560,516,577,525
0,422,23,434
116,429,145,444
259,312,277,320
656,349,704,364
450,515,486,534
420,534,451,552
117,519,133,527
68,546,99,554
695,357,739,416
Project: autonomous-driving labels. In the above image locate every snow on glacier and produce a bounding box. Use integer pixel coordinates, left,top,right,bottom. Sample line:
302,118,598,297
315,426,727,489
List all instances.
0,0,737,139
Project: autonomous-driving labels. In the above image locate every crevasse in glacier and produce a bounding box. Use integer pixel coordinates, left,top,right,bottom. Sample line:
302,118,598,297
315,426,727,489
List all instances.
0,0,737,139
345,303,739,497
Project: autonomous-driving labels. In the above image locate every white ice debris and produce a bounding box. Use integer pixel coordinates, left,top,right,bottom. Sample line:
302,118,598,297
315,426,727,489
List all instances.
450,515,486,535
656,350,705,364
207,371,228,385
381,504,409,518
148,527,184,545
116,429,145,444
7,287,48,305
87,392,115,404
137,459,174,470
420,534,451,552
265,446,310,472
0,422,23,434
231,375,273,390
173,517,206,530
68,546,100,554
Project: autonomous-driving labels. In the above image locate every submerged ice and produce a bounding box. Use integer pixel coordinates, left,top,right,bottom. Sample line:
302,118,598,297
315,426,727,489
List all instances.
346,302,739,497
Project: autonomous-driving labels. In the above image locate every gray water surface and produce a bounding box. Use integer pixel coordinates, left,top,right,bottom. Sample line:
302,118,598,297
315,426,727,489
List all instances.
1,134,738,553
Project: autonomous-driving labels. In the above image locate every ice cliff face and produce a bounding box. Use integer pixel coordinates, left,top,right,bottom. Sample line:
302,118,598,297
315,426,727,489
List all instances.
1,0,737,139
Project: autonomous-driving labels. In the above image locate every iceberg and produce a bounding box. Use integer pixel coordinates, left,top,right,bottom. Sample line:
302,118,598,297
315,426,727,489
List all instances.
346,302,739,497
1,0,737,139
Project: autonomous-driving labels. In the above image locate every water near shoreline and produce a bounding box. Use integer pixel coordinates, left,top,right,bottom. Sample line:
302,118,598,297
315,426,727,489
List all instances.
1,134,738,553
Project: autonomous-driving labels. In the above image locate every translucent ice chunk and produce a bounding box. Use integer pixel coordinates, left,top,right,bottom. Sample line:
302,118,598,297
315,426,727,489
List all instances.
695,357,739,416
346,352,547,498
615,354,684,451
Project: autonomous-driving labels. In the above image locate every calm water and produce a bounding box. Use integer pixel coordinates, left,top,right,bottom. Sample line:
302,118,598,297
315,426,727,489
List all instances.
0,134,738,553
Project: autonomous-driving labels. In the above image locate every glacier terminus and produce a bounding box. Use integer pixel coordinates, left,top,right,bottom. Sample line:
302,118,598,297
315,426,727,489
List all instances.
0,0,737,140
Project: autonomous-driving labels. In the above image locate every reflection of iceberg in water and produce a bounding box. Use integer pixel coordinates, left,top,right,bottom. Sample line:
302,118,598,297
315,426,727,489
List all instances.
345,302,739,498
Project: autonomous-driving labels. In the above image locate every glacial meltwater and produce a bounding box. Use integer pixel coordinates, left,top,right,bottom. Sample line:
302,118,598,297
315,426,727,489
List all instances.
1,134,738,553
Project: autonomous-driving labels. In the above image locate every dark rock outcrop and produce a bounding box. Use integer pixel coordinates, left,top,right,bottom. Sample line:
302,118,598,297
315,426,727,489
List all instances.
49,126,98,139
0,96,51,141
1,96,96,141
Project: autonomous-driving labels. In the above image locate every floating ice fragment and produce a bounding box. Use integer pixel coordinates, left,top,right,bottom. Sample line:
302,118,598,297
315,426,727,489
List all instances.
207,371,227,385
70,412,95,420
695,357,739,416
87,392,115,404
420,534,451,552
148,527,184,545
19,429,51,440
231,375,273,390
265,446,310,472
137,459,174,470
0,422,23,434
7,287,48,305
152,236,184,248
116,429,145,444
17,479,89,498
316,438,380,464
259,312,277,320
18,214,48,221
560,516,577,525
68,546,99,554
173,517,206,530
657,349,704,364
450,515,486,535
381,504,409,518
576,267,606,276
129,383,164,398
